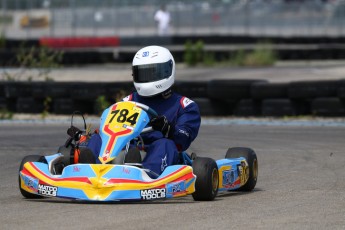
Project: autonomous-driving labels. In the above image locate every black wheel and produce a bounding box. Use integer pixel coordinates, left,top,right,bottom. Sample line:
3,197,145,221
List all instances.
18,155,46,199
58,145,96,165
225,147,258,191
192,157,219,201
57,145,74,166
78,147,96,164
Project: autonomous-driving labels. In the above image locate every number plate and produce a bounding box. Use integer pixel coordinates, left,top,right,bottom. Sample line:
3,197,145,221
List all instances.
99,101,142,163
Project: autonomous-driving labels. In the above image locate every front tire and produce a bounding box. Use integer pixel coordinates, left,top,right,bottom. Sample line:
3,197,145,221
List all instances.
18,155,46,199
225,147,258,191
192,157,219,201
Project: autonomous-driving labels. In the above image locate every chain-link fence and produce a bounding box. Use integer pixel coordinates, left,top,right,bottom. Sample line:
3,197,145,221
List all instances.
1,0,345,39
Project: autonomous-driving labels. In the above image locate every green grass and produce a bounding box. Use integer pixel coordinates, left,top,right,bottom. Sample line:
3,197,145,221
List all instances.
184,40,277,67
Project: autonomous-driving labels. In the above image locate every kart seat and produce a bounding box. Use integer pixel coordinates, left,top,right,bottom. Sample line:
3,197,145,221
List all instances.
124,148,142,164
112,148,146,165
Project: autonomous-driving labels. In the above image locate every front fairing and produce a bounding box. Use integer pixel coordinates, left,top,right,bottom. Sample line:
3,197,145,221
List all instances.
98,101,150,164
19,160,196,201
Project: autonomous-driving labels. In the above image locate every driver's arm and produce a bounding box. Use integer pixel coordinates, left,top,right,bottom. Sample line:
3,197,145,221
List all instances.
149,98,201,151
171,101,201,151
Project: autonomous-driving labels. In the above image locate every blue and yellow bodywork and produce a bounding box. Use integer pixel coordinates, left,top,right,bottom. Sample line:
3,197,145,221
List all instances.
19,101,250,201
19,159,196,201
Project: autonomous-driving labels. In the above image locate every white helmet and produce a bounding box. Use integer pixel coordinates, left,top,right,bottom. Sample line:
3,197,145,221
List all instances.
132,45,175,97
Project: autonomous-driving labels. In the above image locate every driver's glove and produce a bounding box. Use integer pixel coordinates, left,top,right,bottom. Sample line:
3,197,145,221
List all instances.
150,116,174,138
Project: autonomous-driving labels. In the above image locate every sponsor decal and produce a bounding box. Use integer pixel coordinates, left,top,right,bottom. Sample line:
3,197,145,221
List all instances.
38,184,58,197
23,175,39,191
178,129,190,137
141,188,166,200
122,124,134,130
238,161,249,185
172,183,183,193
102,150,111,162
122,167,130,174
167,181,185,194
73,166,81,172
122,94,132,102
152,52,158,58
180,97,194,109
222,169,236,188
161,155,168,172
142,51,149,57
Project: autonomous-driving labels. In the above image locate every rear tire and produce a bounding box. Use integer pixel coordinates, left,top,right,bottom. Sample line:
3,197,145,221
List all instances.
18,155,46,199
225,147,258,191
78,147,96,164
57,145,73,166
192,157,219,201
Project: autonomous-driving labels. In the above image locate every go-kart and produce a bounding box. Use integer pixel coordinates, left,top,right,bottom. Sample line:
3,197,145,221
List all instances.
19,101,258,201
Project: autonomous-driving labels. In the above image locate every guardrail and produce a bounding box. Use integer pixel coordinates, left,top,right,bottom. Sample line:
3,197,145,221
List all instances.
1,1,345,39
2,34,345,66
1,79,345,117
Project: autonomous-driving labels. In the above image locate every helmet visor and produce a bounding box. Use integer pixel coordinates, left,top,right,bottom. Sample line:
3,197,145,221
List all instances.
133,60,173,83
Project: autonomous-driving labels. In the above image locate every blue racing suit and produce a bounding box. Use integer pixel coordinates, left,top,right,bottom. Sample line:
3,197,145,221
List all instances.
87,92,201,175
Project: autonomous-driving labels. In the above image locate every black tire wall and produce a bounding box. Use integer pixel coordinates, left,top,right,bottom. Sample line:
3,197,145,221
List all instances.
1,79,345,117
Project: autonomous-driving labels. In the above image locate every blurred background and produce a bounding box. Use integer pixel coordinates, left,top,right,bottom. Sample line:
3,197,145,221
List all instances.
0,0,344,64
0,0,344,63
1,0,345,117
0,0,344,38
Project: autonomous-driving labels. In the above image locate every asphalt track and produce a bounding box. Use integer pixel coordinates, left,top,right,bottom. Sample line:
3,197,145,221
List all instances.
1,120,345,230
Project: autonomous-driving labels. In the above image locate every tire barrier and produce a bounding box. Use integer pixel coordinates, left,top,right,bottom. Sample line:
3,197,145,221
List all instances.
174,81,208,98
311,97,345,117
53,98,74,115
16,98,44,113
193,98,229,116
0,98,6,110
233,99,261,117
261,99,297,117
208,79,268,100
71,83,108,100
288,80,340,99
336,81,345,99
1,79,345,117
251,82,289,99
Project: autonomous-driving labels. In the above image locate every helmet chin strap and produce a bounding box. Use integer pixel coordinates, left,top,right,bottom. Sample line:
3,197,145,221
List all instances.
161,88,172,99
138,87,173,99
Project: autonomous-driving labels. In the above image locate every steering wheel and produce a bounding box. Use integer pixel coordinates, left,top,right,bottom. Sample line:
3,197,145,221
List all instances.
122,102,159,159
134,102,159,134
64,111,87,148
134,102,158,118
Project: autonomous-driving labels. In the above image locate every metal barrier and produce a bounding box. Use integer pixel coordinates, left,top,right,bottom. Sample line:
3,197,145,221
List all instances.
1,0,345,39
